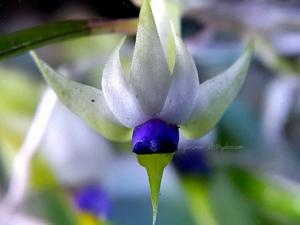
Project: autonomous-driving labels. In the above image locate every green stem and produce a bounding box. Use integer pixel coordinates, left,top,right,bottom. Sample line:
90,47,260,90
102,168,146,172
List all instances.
0,18,138,60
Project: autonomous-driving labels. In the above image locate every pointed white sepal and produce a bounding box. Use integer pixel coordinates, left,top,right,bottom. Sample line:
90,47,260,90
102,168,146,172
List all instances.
130,0,171,116
102,38,148,128
30,51,132,142
182,41,254,138
159,24,199,124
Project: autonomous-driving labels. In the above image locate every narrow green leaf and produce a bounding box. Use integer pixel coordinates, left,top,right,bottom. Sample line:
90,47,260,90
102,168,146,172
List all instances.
229,168,300,222
137,153,174,225
182,177,218,225
0,18,137,60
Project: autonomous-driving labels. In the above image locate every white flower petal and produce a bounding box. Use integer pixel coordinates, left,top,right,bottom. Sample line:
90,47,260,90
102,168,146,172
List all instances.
130,0,171,116
151,0,180,70
30,51,132,142
159,25,199,124
102,38,148,128
181,41,254,138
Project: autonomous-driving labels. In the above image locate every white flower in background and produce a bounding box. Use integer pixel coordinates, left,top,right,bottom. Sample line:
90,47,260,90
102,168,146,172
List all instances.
31,0,253,154
0,209,47,225
42,102,114,186
262,76,300,149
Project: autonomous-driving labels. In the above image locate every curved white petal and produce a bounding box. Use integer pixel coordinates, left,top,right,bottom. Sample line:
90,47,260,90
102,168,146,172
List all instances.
181,42,254,139
151,0,180,70
158,26,199,124
130,0,171,116
102,38,148,128
30,51,132,142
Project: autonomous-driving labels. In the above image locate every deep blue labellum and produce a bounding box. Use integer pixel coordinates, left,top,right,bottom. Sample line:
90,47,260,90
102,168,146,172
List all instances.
75,185,111,218
132,118,179,154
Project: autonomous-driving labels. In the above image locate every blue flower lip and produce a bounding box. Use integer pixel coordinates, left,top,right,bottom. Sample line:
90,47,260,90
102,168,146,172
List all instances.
75,185,111,218
132,118,179,154
172,148,211,176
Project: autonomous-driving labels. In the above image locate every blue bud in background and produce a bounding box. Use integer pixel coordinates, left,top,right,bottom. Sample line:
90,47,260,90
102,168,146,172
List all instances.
75,185,111,218
172,148,211,177
132,119,179,154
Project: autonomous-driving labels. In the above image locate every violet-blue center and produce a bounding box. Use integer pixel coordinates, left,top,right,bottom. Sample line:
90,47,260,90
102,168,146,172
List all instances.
132,118,179,154
75,185,111,218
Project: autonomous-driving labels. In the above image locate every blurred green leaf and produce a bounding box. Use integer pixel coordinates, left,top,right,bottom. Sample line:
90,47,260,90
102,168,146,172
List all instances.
182,177,218,225
28,155,79,225
0,18,138,60
0,67,42,150
29,188,80,225
229,168,300,224
0,68,41,114
209,171,257,225
31,155,59,191
61,35,125,63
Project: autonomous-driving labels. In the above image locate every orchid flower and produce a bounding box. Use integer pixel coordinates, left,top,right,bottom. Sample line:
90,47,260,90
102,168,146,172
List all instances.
31,0,253,223
31,0,253,150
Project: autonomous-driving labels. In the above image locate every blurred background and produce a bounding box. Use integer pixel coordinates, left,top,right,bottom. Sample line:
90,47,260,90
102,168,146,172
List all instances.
0,0,300,224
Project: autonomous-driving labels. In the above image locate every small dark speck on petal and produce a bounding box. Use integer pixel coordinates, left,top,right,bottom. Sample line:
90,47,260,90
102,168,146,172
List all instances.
91,99,95,102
